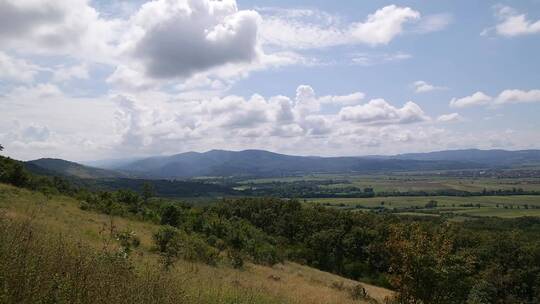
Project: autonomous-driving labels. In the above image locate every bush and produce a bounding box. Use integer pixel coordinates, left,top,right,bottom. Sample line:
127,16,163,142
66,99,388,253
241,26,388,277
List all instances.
153,226,219,267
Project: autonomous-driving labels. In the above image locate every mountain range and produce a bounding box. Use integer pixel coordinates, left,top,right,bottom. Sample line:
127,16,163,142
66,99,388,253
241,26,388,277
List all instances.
26,149,540,180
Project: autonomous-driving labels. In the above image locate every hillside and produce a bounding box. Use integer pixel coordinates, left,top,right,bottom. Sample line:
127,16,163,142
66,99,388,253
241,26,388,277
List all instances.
0,182,392,304
26,158,126,179
113,149,480,178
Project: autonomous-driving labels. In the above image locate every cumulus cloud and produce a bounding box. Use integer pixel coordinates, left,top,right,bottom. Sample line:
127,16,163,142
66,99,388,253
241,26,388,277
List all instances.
100,85,432,157
413,80,447,93
124,0,261,79
495,89,540,105
0,0,122,61
0,0,300,89
437,113,463,123
350,5,420,46
339,99,429,125
260,5,432,50
450,92,492,108
450,89,540,108
483,6,540,37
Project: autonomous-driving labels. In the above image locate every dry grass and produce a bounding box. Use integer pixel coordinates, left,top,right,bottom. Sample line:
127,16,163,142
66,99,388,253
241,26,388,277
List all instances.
0,183,393,304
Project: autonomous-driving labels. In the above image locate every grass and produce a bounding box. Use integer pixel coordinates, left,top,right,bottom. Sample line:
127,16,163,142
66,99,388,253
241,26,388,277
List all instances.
0,183,393,304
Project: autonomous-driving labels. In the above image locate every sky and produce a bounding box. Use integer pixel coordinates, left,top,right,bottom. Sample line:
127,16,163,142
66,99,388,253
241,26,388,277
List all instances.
1,0,539,161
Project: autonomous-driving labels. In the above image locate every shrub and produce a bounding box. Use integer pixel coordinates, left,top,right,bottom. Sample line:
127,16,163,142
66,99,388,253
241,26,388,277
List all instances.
153,226,219,267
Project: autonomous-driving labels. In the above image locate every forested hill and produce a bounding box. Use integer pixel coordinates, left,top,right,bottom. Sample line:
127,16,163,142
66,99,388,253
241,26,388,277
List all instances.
26,158,126,179
111,149,479,178
25,149,540,180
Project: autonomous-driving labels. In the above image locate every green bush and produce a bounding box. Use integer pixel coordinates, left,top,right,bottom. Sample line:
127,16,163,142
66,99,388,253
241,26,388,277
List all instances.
153,226,219,267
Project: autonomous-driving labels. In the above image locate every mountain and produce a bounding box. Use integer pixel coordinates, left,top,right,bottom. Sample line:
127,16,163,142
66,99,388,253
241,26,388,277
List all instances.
114,149,481,178
82,157,146,170
26,158,127,179
391,149,540,166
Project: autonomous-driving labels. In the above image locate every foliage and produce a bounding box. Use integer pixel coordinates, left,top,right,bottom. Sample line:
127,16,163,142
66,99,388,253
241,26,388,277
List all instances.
385,223,474,304
153,226,219,268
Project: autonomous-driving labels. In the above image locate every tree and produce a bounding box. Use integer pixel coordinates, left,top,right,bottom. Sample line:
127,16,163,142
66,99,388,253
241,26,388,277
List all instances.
386,223,474,304
8,163,29,187
142,182,155,203
160,205,182,227
0,144,3,151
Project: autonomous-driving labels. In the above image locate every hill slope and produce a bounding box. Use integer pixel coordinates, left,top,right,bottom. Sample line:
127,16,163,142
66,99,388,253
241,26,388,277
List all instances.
116,149,479,178
0,182,392,304
26,158,126,179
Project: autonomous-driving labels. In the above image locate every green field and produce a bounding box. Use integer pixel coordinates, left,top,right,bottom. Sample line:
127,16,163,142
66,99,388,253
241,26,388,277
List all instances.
240,173,540,193
306,195,540,218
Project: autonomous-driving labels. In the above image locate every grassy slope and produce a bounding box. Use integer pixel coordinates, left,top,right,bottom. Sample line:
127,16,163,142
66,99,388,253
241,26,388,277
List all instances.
0,183,392,304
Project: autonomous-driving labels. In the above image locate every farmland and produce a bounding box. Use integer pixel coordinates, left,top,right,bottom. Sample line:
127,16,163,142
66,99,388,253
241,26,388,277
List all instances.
238,171,540,218
306,195,540,218
239,172,540,193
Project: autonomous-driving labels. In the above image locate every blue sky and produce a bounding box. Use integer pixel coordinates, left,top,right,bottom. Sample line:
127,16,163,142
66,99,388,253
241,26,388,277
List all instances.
0,0,539,161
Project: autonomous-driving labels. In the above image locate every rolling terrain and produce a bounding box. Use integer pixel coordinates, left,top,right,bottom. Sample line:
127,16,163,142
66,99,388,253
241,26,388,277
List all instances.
26,158,127,179
0,182,392,304
88,149,540,179
105,149,485,179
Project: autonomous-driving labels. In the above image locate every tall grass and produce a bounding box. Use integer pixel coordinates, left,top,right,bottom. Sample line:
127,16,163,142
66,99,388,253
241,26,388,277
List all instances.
0,213,280,304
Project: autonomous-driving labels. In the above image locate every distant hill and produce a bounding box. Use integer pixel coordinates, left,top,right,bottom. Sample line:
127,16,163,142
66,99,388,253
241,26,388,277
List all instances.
114,149,481,179
26,158,126,179
390,149,540,166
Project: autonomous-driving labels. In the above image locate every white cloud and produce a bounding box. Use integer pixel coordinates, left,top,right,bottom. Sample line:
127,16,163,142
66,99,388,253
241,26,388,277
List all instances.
0,0,122,62
351,52,411,66
495,89,540,104
339,99,429,125
124,0,261,79
318,92,365,106
258,7,345,50
483,6,540,37
413,80,447,93
0,84,118,160
260,5,427,50
0,0,299,90
437,113,463,123
450,89,540,108
350,5,420,46
0,52,41,82
450,92,492,108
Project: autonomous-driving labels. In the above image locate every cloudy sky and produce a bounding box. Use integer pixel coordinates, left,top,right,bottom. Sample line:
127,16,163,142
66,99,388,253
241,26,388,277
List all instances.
1,0,539,161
